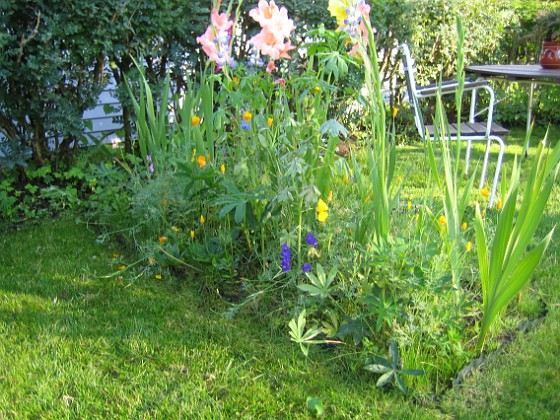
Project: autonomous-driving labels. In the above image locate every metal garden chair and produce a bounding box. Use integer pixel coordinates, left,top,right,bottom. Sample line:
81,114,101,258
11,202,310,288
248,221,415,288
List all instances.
400,43,508,206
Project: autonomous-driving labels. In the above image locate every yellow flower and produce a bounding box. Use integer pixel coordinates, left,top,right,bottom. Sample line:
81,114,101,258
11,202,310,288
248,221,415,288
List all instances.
496,199,503,210
148,257,155,264
200,215,205,224
343,177,349,185
233,76,239,86
267,117,273,127
220,164,226,174
480,186,491,198
397,176,403,183
466,241,473,252
191,116,201,126
438,215,447,226
190,230,195,239
407,200,412,211
242,111,253,121
118,265,126,271
154,274,163,280
197,155,206,168
316,198,329,223
392,107,399,118
159,236,167,245
317,199,329,213
461,222,467,231
112,253,120,258
313,86,321,94
328,0,352,27
327,190,333,202
163,198,168,207
317,211,329,223
481,209,487,218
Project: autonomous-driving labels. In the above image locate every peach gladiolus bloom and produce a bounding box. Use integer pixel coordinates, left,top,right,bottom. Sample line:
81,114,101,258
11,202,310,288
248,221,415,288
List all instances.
249,1,295,61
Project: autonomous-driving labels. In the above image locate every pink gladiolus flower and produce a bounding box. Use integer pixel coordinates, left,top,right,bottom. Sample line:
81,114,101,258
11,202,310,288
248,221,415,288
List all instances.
196,8,235,68
273,78,286,88
249,1,295,63
266,60,278,74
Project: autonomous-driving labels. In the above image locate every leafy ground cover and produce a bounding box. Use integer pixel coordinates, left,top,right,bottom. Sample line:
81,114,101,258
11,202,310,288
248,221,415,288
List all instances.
1,126,559,418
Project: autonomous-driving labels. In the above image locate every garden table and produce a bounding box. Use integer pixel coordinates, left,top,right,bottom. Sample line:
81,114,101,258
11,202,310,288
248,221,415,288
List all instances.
465,64,560,155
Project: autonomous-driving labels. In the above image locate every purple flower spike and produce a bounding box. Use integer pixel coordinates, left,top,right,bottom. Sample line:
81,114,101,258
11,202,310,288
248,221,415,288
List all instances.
305,233,318,248
302,263,312,273
280,243,291,272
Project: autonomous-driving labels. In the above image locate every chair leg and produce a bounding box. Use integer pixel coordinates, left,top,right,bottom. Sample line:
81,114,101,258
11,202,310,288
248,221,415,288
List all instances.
479,138,493,189
488,136,505,208
465,139,472,175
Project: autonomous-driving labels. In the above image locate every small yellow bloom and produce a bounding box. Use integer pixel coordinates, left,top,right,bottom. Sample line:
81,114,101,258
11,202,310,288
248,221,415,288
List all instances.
112,253,120,258
190,230,195,239
242,111,253,121
343,177,349,185
159,236,167,245
480,186,491,198
233,76,239,86
364,193,373,203
317,211,329,223
220,164,226,174
197,155,206,168
466,241,473,252
118,265,126,270
200,215,205,224
148,257,155,264
171,226,179,233
163,198,168,207
392,107,399,118
317,199,329,213
438,215,447,226
313,86,321,94
191,149,197,162
191,116,201,126
397,176,403,183
481,209,487,218
327,190,333,202
154,274,163,280
496,199,503,210
407,200,412,211
267,117,273,127
461,222,467,231
414,214,420,223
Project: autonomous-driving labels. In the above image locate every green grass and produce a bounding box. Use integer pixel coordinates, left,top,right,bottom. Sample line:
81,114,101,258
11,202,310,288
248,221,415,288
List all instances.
1,125,559,418
0,218,443,418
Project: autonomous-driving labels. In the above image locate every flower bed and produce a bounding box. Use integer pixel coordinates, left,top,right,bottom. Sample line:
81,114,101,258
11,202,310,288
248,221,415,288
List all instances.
83,0,560,395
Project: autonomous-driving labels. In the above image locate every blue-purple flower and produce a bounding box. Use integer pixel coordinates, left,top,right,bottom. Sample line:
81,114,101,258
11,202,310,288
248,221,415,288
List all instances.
280,243,291,272
305,232,318,248
302,263,312,273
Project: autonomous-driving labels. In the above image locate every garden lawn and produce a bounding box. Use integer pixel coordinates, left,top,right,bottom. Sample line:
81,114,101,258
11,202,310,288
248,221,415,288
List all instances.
1,126,559,418
0,219,439,418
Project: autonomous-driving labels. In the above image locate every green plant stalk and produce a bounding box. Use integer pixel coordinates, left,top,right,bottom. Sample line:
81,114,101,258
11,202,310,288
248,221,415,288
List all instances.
475,138,560,352
356,17,393,246
425,18,476,297
125,57,171,172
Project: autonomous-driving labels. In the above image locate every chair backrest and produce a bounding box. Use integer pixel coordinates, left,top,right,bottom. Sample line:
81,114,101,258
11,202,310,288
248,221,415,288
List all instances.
400,44,426,138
